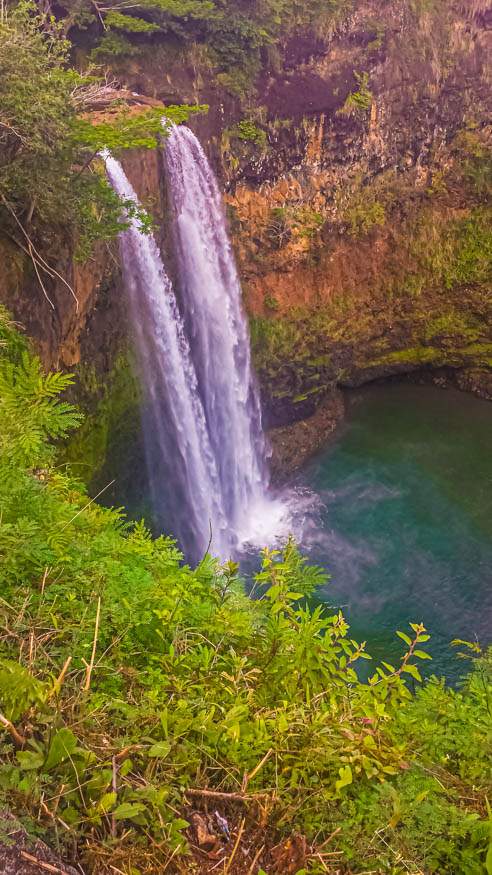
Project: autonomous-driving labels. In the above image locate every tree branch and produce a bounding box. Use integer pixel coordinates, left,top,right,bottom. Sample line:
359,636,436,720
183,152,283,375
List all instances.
0,711,26,747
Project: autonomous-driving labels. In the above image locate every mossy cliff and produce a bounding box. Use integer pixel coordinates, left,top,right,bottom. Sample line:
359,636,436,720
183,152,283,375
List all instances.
0,0,490,482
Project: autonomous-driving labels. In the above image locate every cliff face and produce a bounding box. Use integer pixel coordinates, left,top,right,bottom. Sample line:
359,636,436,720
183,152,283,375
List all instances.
1,0,490,478
221,0,492,422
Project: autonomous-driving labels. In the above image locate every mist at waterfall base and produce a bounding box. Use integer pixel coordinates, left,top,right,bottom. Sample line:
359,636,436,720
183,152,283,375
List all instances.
282,383,492,681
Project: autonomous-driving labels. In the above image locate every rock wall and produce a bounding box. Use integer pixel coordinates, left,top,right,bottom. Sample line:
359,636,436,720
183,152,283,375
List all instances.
219,0,492,421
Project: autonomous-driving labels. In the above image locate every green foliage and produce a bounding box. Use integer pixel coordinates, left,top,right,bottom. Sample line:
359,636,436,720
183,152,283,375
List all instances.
266,205,325,249
0,350,82,472
339,71,373,115
0,2,197,260
104,10,160,32
74,104,200,154
0,659,46,722
251,172,491,403
62,350,143,497
406,206,492,294
88,0,216,54
452,131,492,202
62,0,352,98
89,31,142,60
250,311,335,402
424,311,482,343
345,198,386,236
0,2,81,225
1,313,489,871
230,119,267,147
264,293,280,312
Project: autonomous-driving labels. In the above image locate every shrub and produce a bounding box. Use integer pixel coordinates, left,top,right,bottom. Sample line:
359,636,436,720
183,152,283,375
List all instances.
339,71,373,115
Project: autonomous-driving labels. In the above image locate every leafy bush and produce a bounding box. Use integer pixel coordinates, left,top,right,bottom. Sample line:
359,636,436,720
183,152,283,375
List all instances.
345,199,386,236
231,120,268,148
57,0,353,99
266,205,324,249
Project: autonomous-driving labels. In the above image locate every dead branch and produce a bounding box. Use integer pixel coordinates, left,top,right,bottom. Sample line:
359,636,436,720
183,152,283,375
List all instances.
185,787,271,802
246,844,265,875
0,711,26,746
0,196,79,311
71,75,164,113
224,818,245,874
241,747,273,793
49,655,73,699
19,851,71,875
59,479,116,532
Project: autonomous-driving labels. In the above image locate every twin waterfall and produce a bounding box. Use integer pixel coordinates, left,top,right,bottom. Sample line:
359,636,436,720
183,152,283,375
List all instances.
105,126,275,562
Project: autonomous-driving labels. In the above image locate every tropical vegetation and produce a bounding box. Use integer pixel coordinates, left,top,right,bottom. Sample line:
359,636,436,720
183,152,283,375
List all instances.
0,308,491,873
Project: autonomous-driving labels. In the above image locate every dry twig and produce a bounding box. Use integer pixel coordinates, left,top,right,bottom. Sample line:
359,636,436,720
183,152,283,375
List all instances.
185,787,271,803
19,850,71,874
83,597,101,692
0,711,26,746
223,817,245,875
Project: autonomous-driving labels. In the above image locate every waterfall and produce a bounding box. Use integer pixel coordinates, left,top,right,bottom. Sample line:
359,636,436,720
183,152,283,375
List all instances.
104,129,285,562
104,153,230,562
163,125,269,540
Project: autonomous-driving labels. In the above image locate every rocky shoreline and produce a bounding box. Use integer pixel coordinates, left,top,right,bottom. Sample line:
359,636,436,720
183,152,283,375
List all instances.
267,364,492,480
268,389,345,481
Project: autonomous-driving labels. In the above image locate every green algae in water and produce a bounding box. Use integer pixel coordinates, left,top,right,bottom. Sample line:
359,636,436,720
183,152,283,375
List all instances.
300,383,492,680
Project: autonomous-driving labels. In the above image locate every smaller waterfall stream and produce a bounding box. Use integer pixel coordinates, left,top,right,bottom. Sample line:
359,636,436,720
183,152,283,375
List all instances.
104,136,288,561
104,153,229,561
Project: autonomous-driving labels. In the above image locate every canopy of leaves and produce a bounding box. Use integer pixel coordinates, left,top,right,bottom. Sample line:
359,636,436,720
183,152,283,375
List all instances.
59,0,352,94
0,2,197,259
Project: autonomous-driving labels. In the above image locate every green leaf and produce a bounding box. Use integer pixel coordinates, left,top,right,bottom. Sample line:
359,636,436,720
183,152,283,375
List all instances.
401,664,422,682
172,818,189,831
119,758,133,777
335,764,353,793
16,750,45,771
396,630,412,646
44,729,78,771
148,741,171,758
104,11,160,32
113,802,146,821
414,650,432,660
486,846,492,875
95,791,117,814
382,662,396,673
